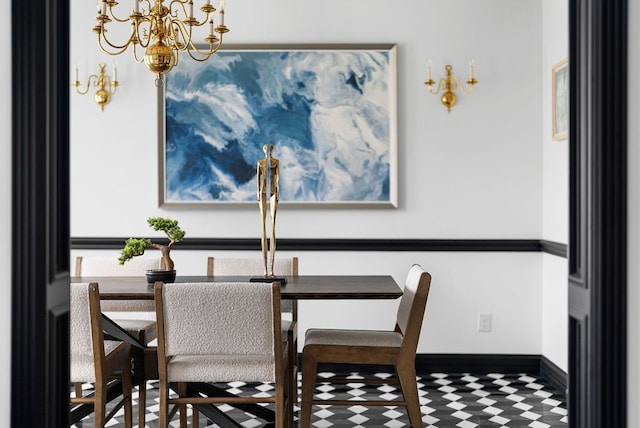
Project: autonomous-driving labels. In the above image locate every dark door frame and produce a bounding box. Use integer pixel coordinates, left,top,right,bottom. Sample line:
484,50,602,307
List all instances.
567,0,627,426
11,0,71,426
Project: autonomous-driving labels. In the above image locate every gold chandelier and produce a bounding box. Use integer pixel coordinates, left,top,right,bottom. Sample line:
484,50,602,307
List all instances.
93,0,229,86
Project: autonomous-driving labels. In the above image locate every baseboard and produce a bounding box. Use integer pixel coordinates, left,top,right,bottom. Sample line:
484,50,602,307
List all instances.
313,353,567,387
414,353,541,374
539,355,568,395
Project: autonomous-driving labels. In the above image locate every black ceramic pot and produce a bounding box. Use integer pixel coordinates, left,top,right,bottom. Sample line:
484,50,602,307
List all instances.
145,269,176,284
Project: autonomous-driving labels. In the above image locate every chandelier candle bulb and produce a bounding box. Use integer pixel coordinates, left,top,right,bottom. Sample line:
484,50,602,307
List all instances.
209,19,214,35
112,63,117,82
134,0,139,13
189,1,194,18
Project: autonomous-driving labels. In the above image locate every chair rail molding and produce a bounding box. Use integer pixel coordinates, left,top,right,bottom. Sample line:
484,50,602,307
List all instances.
71,237,567,257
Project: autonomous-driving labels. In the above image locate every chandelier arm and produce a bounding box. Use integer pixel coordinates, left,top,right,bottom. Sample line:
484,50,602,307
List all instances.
169,0,212,27
97,36,134,56
186,36,223,59
105,5,137,23
168,0,189,19
131,43,146,64
184,45,214,62
136,17,152,48
169,18,193,51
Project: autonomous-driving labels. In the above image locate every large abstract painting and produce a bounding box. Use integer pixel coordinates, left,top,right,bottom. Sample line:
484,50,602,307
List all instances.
159,44,398,206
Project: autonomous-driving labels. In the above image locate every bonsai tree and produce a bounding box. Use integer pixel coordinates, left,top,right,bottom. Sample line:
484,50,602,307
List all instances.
118,217,186,271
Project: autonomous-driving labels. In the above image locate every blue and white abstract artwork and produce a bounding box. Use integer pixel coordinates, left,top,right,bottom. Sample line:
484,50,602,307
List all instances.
161,45,397,206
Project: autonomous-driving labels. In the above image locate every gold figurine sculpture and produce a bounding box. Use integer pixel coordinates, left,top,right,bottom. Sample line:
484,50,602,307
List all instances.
257,143,280,278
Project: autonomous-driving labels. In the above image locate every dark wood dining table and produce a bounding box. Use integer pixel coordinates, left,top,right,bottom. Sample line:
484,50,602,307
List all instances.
70,274,403,427
72,274,403,301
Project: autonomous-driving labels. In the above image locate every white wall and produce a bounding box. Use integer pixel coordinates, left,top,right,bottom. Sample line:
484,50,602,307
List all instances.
70,0,545,355
0,3,10,424
541,0,569,371
628,0,639,425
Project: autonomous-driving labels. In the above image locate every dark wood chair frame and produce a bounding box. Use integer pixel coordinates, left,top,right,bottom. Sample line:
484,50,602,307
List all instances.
299,268,432,428
75,256,157,428
207,256,300,410
69,282,133,428
154,281,293,428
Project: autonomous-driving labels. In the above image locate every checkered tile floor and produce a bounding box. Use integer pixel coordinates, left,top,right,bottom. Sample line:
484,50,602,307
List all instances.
71,371,568,427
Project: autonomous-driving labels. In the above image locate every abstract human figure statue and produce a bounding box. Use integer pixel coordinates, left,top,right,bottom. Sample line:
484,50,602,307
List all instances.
257,143,280,277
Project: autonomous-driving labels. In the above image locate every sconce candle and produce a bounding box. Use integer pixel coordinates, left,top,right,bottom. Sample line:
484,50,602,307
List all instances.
424,61,478,113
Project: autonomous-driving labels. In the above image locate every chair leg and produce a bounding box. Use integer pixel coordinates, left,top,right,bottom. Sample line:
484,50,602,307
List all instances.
74,382,83,399
158,378,169,428
299,353,318,428
138,379,146,428
397,364,422,428
123,357,134,428
192,399,200,428
178,382,188,428
288,328,298,405
94,381,107,427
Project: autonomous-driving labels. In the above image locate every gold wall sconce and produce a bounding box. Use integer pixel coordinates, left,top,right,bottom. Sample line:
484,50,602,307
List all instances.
424,60,478,113
72,62,119,111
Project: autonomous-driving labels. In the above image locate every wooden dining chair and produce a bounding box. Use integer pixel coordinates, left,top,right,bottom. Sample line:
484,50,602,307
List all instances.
75,255,161,428
154,281,292,428
299,264,432,428
207,256,300,406
70,282,133,428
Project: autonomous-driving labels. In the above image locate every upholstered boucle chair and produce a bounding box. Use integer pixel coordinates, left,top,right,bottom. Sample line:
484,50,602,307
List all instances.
75,255,161,428
207,256,299,405
299,264,432,428
154,281,291,428
69,282,133,428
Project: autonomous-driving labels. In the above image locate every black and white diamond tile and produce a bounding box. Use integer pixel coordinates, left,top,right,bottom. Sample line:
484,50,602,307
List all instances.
71,371,568,427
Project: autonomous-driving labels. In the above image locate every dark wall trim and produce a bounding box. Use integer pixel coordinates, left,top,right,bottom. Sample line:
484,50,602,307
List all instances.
71,237,567,257
540,355,568,397
540,240,568,258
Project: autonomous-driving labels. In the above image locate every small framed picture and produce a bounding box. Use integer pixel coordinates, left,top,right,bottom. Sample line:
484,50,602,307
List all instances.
552,58,569,141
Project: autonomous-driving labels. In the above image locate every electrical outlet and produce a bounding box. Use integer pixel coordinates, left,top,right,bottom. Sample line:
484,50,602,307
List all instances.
478,312,492,332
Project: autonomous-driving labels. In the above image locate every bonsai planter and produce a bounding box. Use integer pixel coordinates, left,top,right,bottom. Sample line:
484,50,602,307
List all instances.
146,269,176,284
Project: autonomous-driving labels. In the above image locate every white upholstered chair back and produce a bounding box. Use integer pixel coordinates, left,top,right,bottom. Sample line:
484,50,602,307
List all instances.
75,256,162,312
70,282,96,382
75,256,163,276
156,282,280,382
207,257,297,277
395,264,432,352
70,282,120,383
207,256,298,316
